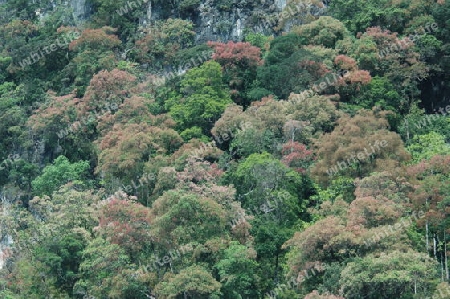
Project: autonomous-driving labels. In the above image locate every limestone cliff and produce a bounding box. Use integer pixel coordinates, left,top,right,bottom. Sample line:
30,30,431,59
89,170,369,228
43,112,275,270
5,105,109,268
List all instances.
66,0,327,42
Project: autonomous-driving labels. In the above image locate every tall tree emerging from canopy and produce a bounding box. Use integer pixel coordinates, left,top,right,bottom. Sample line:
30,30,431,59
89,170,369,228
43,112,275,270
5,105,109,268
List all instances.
252,37,325,100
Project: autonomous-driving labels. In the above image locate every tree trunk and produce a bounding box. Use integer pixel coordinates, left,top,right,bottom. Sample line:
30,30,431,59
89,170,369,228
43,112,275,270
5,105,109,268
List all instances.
426,197,430,253
414,276,417,294
442,251,445,282
426,220,429,253
404,118,410,142
445,230,449,281
274,253,279,284
434,234,438,259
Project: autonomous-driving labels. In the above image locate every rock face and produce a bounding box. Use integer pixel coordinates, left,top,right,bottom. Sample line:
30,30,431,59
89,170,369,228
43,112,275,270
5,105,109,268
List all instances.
71,0,91,25
66,0,327,42
0,196,14,270
193,0,280,43
187,0,327,43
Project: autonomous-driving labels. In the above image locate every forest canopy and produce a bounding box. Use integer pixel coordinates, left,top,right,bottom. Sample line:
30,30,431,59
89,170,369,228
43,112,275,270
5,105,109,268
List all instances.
0,0,450,298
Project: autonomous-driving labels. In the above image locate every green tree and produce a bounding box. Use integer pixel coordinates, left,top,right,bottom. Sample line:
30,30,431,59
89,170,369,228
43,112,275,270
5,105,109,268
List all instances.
134,18,196,68
151,190,227,247
340,250,438,299
252,38,322,99
228,152,308,290
343,76,403,115
90,0,144,38
33,233,87,295
329,0,430,34
58,27,121,96
154,265,222,299
292,16,350,49
2,187,100,298
75,237,146,299
398,104,450,144
244,32,271,56
165,61,232,135
214,242,260,298
407,132,450,163
31,155,90,196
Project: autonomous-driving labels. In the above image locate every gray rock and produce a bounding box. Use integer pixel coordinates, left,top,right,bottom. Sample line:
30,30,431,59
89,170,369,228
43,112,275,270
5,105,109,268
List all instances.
71,0,91,24
36,0,328,42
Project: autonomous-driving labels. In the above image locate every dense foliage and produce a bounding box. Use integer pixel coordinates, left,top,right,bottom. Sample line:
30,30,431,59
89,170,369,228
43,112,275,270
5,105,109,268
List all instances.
0,0,450,298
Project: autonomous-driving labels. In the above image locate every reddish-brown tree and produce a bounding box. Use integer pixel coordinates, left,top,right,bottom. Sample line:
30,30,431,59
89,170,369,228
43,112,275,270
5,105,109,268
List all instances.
280,141,315,173
68,26,121,52
311,109,410,185
94,195,153,259
208,41,263,106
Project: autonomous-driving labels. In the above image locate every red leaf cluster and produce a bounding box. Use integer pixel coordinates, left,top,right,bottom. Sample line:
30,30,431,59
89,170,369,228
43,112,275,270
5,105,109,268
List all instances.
334,55,357,71
281,141,315,173
69,27,121,52
96,198,153,255
208,41,263,68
